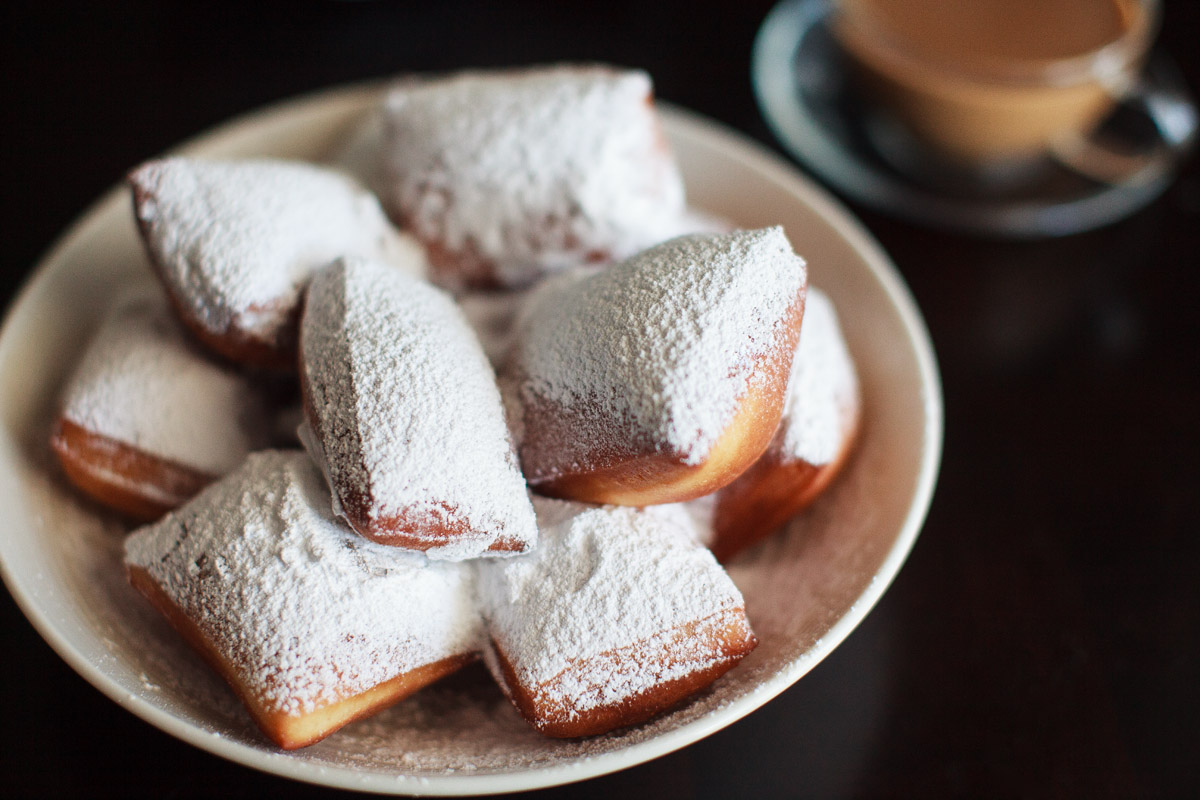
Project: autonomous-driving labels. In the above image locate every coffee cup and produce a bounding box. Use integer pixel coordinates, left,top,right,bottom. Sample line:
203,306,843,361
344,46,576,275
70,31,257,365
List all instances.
832,0,1170,181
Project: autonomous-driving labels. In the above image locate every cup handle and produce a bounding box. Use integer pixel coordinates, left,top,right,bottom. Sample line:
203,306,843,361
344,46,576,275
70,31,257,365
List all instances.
1051,56,1198,187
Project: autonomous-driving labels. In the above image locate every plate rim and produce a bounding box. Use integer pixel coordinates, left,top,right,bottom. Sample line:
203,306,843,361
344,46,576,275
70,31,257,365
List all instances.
0,80,943,795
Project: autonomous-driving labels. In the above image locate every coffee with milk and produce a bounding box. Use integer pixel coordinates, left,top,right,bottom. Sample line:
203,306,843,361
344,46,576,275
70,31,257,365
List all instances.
833,0,1155,166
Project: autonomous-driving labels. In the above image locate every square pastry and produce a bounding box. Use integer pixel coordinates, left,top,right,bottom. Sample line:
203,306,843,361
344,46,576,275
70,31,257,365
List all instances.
125,450,482,748
477,496,756,737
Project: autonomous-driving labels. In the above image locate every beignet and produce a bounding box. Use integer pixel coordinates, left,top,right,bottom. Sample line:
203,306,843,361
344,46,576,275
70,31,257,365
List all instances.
129,157,425,369
379,65,686,290
124,450,483,749
299,257,537,560
711,288,860,561
476,496,756,737
52,286,271,519
509,227,808,506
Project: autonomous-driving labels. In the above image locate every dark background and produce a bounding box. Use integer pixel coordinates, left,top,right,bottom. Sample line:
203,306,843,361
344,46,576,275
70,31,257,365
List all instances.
3,1,1198,797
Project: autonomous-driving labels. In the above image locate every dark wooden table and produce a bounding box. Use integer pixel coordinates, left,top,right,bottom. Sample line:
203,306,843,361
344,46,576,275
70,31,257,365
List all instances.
3,1,1197,797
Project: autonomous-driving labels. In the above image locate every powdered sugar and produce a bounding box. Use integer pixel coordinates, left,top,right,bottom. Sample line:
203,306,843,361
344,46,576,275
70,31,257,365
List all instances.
123,450,483,717
380,66,686,288
130,157,425,346
300,257,537,560
511,228,807,475
776,287,860,466
475,496,748,711
59,286,271,475
8,75,930,785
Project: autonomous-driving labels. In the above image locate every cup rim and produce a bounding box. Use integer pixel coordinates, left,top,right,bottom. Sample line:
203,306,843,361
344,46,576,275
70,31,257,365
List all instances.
833,0,1161,89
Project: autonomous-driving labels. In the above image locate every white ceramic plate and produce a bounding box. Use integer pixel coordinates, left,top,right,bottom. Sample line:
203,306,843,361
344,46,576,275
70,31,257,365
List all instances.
0,83,941,795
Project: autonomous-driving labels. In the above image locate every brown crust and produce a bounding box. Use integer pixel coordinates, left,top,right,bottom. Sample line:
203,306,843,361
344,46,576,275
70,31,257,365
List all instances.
419,233,507,293
492,609,757,738
710,411,861,563
128,175,298,372
339,505,526,554
167,288,298,372
521,292,806,507
128,565,476,750
50,416,214,521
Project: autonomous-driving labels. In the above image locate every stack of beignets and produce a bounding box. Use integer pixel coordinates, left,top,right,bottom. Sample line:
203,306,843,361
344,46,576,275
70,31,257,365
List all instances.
49,63,862,749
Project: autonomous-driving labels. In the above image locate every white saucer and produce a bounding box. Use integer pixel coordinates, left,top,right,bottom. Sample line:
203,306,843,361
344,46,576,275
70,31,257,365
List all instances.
0,82,941,794
752,0,1198,237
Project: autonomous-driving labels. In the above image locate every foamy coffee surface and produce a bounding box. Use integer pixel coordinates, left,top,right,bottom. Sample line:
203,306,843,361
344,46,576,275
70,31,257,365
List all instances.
844,0,1138,74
